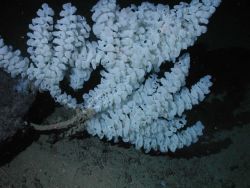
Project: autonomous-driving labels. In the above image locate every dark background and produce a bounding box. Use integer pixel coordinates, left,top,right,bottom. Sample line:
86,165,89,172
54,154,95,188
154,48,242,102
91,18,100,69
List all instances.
0,0,249,148
0,1,250,187
0,0,250,142
0,0,250,143
0,0,249,51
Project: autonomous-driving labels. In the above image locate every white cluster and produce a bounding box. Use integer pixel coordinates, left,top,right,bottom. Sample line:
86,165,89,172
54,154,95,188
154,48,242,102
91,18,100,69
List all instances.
24,3,100,108
83,0,220,113
0,39,29,78
0,0,221,153
86,54,212,152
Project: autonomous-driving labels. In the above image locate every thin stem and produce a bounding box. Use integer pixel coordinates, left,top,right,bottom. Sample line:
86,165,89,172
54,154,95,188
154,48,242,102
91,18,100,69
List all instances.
27,108,95,131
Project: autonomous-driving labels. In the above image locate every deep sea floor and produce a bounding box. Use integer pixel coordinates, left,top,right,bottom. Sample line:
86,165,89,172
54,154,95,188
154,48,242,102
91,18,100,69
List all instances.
0,0,250,187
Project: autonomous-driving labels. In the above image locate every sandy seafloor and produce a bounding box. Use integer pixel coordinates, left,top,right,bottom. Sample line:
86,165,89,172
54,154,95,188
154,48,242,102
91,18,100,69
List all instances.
0,105,250,188
0,0,250,187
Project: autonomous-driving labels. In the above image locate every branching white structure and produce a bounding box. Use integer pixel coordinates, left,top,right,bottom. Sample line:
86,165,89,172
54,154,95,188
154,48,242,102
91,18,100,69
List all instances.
0,0,220,153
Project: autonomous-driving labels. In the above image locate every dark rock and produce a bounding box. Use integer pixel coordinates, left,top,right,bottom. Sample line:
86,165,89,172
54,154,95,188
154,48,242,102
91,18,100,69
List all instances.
0,70,35,143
